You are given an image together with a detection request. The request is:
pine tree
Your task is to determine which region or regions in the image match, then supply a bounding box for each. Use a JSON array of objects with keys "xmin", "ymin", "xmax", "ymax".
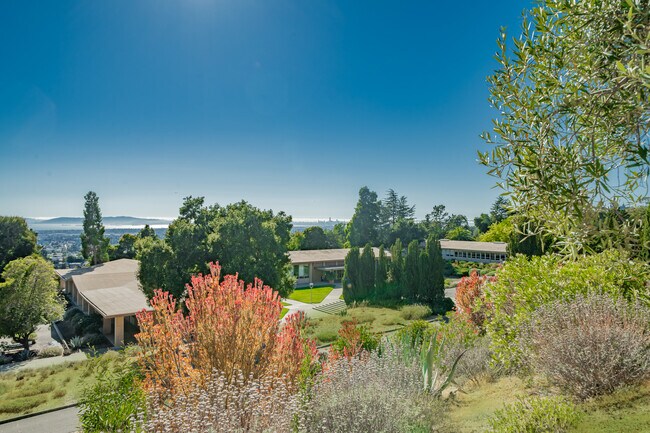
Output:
[
  {"xmin": 343, "ymin": 247, "xmax": 360, "ymax": 303},
  {"xmin": 80, "ymin": 191, "xmax": 110, "ymax": 265},
  {"xmin": 403, "ymin": 240, "xmax": 420, "ymax": 302}
]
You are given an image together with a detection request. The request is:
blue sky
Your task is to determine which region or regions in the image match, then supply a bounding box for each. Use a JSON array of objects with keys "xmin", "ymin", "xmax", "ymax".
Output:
[{"xmin": 0, "ymin": 0, "xmax": 528, "ymax": 220}]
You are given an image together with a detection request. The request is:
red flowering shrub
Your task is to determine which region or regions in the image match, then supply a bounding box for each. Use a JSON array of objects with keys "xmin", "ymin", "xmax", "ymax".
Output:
[
  {"xmin": 135, "ymin": 262, "xmax": 317, "ymax": 398},
  {"xmin": 329, "ymin": 320, "xmax": 380, "ymax": 360},
  {"xmin": 455, "ymin": 271, "xmax": 495, "ymax": 329}
]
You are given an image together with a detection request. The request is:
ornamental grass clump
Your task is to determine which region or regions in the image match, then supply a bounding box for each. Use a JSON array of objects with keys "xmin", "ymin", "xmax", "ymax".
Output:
[
  {"xmin": 520, "ymin": 293, "xmax": 650, "ymax": 400},
  {"xmin": 301, "ymin": 343, "xmax": 444, "ymax": 433}
]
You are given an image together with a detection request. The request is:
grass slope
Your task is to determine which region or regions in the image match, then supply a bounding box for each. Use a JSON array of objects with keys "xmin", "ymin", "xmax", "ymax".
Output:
[
  {"xmin": 444, "ymin": 377, "xmax": 650, "ymax": 433},
  {"xmin": 0, "ymin": 360, "xmax": 93, "ymax": 419}
]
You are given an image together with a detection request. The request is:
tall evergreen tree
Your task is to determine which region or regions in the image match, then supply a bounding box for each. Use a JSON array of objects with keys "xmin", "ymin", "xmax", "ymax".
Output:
[
  {"xmin": 490, "ymin": 196, "xmax": 510, "ymax": 223},
  {"xmin": 389, "ymin": 239, "xmax": 404, "ymax": 293},
  {"xmin": 80, "ymin": 191, "xmax": 110, "ymax": 265},
  {"xmin": 346, "ymin": 187, "xmax": 381, "ymax": 247},
  {"xmin": 403, "ymin": 240, "xmax": 420, "ymax": 301},
  {"xmin": 427, "ymin": 237, "xmax": 445, "ymax": 308},
  {"xmin": 342, "ymin": 247, "xmax": 361, "ymax": 302},
  {"xmin": 359, "ymin": 244, "xmax": 376, "ymax": 299},
  {"xmin": 138, "ymin": 224, "xmax": 157, "ymax": 239},
  {"xmin": 375, "ymin": 245, "xmax": 388, "ymax": 296}
]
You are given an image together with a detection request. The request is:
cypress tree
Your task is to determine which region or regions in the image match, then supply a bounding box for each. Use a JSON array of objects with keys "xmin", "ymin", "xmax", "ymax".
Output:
[
  {"xmin": 403, "ymin": 240, "xmax": 420, "ymax": 302},
  {"xmin": 360, "ymin": 244, "xmax": 376, "ymax": 299},
  {"xmin": 427, "ymin": 237, "xmax": 445, "ymax": 309},
  {"xmin": 375, "ymin": 245, "xmax": 388, "ymax": 298},
  {"xmin": 80, "ymin": 191, "xmax": 110, "ymax": 266},
  {"xmin": 390, "ymin": 239, "xmax": 404, "ymax": 299},
  {"xmin": 342, "ymin": 247, "xmax": 360, "ymax": 303}
]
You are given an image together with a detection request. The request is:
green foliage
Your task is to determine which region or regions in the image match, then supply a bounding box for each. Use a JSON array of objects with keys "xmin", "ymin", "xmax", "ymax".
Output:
[
  {"xmin": 346, "ymin": 186, "xmax": 381, "ymax": 247},
  {"xmin": 109, "ymin": 233, "xmax": 138, "ymax": 260},
  {"xmin": 359, "ymin": 244, "xmax": 375, "ymax": 299},
  {"xmin": 479, "ymin": 218, "xmax": 513, "ymax": 242},
  {"xmin": 0, "ymin": 256, "xmax": 65, "ymax": 350},
  {"xmin": 0, "ymin": 216, "xmax": 37, "ymax": 279},
  {"xmin": 395, "ymin": 320, "xmax": 435, "ymax": 349},
  {"xmin": 479, "ymin": 0, "xmax": 650, "ymax": 258},
  {"xmin": 79, "ymin": 354, "xmax": 145, "ymax": 433},
  {"xmin": 342, "ymin": 247, "xmax": 361, "ymax": 303},
  {"xmin": 301, "ymin": 226, "xmax": 332, "ymax": 250},
  {"xmin": 330, "ymin": 320, "xmax": 380, "ymax": 356},
  {"xmin": 80, "ymin": 191, "xmax": 110, "ymax": 265},
  {"xmin": 487, "ymin": 396, "xmax": 580, "ymax": 433},
  {"xmin": 138, "ymin": 224, "xmax": 157, "ymax": 239},
  {"xmin": 474, "ymin": 213, "xmax": 492, "ymax": 234},
  {"xmin": 374, "ymin": 245, "xmax": 388, "ymax": 293},
  {"xmin": 403, "ymin": 240, "xmax": 420, "ymax": 301},
  {"xmin": 486, "ymin": 250, "xmax": 650, "ymax": 369},
  {"xmin": 137, "ymin": 197, "xmax": 294, "ymax": 299},
  {"xmin": 446, "ymin": 226, "xmax": 473, "ymax": 241}
]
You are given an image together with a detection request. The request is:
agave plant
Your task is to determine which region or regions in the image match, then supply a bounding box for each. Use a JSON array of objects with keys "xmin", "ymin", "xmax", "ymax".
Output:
[
  {"xmin": 420, "ymin": 332, "xmax": 465, "ymax": 397},
  {"xmin": 69, "ymin": 336, "xmax": 83, "ymax": 350}
]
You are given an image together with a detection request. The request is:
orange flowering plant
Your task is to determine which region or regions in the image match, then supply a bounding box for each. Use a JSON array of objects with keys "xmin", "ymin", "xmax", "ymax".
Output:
[
  {"xmin": 455, "ymin": 271, "xmax": 496, "ymax": 330},
  {"xmin": 135, "ymin": 262, "xmax": 317, "ymax": 398}
]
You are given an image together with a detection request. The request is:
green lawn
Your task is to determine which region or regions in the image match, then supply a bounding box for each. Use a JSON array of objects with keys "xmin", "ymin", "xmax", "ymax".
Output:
[
  {"xmin": 280, "ymin": 302, "xmax": 290, "ymax": 319},
  {"xmin": 287, "ymin": 286, "xmax": 334, "ymax": 304}
]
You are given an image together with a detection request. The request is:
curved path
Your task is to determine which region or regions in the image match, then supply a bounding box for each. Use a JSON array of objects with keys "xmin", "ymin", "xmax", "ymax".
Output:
[{"xmin": 0, "ymin": 407, "xmax": 79, "ymax": 433}]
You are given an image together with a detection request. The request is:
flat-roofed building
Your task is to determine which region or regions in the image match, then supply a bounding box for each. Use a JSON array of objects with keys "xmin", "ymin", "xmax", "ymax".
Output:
[
  {"xmin": 439, "ymin": 239, "xmax": 507, "ymax": 263},
  {"xmin": 289, "ymin": 248, "xmax": 388, "ymax": 286},
  {"xmin": 56, "ymin": 259, "xmax": 150, "ymax": 346}
]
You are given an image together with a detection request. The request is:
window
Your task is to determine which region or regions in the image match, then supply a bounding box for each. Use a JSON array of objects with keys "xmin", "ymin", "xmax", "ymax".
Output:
[{"xmin": 293, "ymin": 265, "xmax": 300, "ymax": 277}]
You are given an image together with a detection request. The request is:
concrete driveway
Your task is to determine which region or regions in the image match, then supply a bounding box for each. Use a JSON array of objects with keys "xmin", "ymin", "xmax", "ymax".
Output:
[{"xmin": 0, "ymin": 407, "xmax": 79, "ymax": 433}]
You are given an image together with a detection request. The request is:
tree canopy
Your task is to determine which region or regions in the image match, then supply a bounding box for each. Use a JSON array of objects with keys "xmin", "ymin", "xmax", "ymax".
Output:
[
  {"xmin": 0, "ymin": 216, "xmax": 38, "ymax": 279},
  {"xmin": 479, "ymin": 0, "xmax": 650, "ymax": 257},
  {"xmin": 346, "ymin": 187, "xmax": 381, "ymax": 247},
  {"xmin": 0, "ymin": 256, "xmax": 65, "ymax": 350},
  {"xmin": 137, "ymin": 197, "xmax": 294, "ymax": 300}
]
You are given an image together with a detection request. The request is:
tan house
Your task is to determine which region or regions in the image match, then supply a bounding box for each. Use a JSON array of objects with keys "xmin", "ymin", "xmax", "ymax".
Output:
[
  {"xmin": 289, "ymin": 248, "xmax": 388, "ymax": 286},
  {"xmin": 439, "ymin": 239, "xmax": 507, "ymax": 263},
  {"xmin": 56, "ymin": 259, "xmax": 150, "ymax": 346}
]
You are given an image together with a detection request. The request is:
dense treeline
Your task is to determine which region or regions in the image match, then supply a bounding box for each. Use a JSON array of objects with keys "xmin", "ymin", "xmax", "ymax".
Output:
[{"xmin": 342, "ymin": 237, "xmax": 448, "ymax": 312}]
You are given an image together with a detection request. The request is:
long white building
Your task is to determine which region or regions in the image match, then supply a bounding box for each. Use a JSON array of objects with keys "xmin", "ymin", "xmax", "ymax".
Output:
[{"xmin": 439, "ymin": 239, "xmax": 507, "ymax": 264}]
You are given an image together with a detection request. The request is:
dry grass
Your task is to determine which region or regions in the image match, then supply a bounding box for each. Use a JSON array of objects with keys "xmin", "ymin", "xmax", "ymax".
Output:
[{"xmin": 304, "ymin": 306, "xmax": 417, "ymax": 345}]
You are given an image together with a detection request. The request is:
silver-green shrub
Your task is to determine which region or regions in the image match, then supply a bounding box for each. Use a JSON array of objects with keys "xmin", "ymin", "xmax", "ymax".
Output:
[
  {"xmin": 136, "ymin": 370, "xmax": 300, "ymax": 433},
  {"xmin": 300, "ymin": 344, "xmax": 444, "ymax": 433},
  {"xmin": 520, "ymin": 293, "xmax": 650, "ymax": 400}
]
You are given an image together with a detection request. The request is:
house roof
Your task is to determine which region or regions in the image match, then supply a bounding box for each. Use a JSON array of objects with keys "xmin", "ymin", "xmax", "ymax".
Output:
[
  {"xmin": 439, "ymin": 239, "xmax": 507, "ymax": 253},
  {"xmin": 57, "ymin": 259, "xmax": 150, "ymax": 318},
  {"xmin": 289, "ymin": 247, "xmax": 389, "ymax": 264}
]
